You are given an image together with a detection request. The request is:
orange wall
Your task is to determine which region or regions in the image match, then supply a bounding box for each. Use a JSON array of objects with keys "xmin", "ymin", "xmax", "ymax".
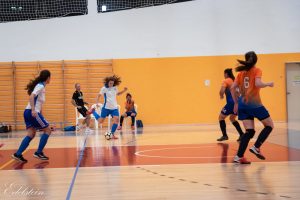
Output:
[{"xmin": 113, "ymin": 53, "xmax": 300, "ymax": 125}]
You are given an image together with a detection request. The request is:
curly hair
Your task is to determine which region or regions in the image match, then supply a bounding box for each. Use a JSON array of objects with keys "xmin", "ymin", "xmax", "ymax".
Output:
[{"xmin": 103, "ymin": 75, "xmax": 121, "ymax": 87}]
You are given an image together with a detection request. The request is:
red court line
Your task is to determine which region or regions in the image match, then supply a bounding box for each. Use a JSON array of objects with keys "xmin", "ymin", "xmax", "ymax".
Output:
[{"xmin": 1, "ymin": 142, "xmax": 300, "ymax": 170}]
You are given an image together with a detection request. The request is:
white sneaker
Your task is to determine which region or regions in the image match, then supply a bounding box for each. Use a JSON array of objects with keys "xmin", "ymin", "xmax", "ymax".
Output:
[{"xmin": 249, "ymin": 146, "xmax": 266, "ymax": 160}]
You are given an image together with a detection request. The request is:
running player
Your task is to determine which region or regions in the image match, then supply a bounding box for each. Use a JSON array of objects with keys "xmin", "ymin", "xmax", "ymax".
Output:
[
  {"xmin": 117, "ymin": 93, "xmax": 137, "ymax": 130},
  {"xmin": 12, "ymin": 70, "xmax": 52, "ymax": 162},
  {"xmin": 231, "ymin": 51, "xmax": 274, "ymax": 164},
  {"xmin": 71, "ymin": 83, "xmax": 93, "ymax": 131},
  {"xmin": 95, "ymin": 75, "xmax": 128, "ymax": 139},
  {"xmin": 217, "ymin": 68, "xmax": 244, "ymax": 142}
]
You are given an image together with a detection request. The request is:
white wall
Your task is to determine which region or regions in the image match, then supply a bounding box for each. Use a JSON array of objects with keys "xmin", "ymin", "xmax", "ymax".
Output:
[{"xmin": 0, "ymin": 0, "xmax": 299, "ymax": 61}]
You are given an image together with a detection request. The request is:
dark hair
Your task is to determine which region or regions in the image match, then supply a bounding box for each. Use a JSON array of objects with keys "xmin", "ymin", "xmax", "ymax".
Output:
[
  {"xmin": 26, "ymin": 70, "xmax": 51, "ymax": 95},
  {"xmin": 104, "ymin": 75, "xmax": 121, "ymax": 87},
  {"xmin": 235, "ymin": 51, "xmax": 257, "ymax": 72},
  {"xmin": 224, "ymin": 68, "xmax": 235, "ymax": 81},
  {"xmin": 126, "ymin": 93, "xmax": 132, "ymax": 98}
]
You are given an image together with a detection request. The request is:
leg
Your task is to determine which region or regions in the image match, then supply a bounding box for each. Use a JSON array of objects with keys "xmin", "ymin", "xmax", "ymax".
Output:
[
  {"xmin": 217, "ymin": 113, "xmax": 228, "ymax": 141},
  {"xmin": 13, "ymin": 127, "xmax": 36, "ymax": 162},
  {"xmin": 34, "ymin": 126, "xmax": 52, "ymax": 160},
  {"xmin": 229, "ymin": 115, "xmax": 244, "ymax": 139},
  {"xmin": 237, "ymin": 120, "xmax": 255, "ymax": 158},
  {"xmin": 85, "ymin": 115, "xmax": 91, "ymax": 127},
  {"xmin": 248, "ymin": 117, "xmax": 273, "ymax": 160},
  {"xmin": 119, "ymin": 113, "xmax": 127, "ymax": 127},
  {"xmin": 255, "ymin": 117, "xmax": 274, "ymax": 148}
]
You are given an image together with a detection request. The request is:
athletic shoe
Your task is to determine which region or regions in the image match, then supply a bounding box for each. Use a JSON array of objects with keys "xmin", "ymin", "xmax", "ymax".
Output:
[
  {"xmin": 249, "ymin": 146, "xmax": 266, "ymax": 160},
  {"xmin": 12, "ymin": 153, "xmax": 28, "ymax": 162},
  {"xmin": 111, "ymin": 135, "xmax": 118, "ymax": 140},
  {"xmin": 217, "ymin": 135, "xmax": 228, "ymax": 141},
  {"xmin": 233, "ymin": 156, "xmax": 251, "ymax": 164},
  {"xmin": 33, "ymin": 152, "xmax": 49, "ymax": 160},
  {"xmin": 117, "ymin": 126, "xmax": 122, "ymax": 130}
]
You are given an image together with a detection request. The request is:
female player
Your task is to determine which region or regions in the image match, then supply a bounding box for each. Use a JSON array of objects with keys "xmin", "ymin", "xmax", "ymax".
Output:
[
  {"xmin": 117, "ymin": 93, "xmax": 137, "ymax": 130},
  {"xmin": 12, "ymin": 70, "xmax": 52, "ymax": 162},
  {"xmin": 95, "ymin": 75, "xmax": 128, "ymax": 139},
  {"xmin": 217, "ymin": 68, "xmax": 244, "ymax": 142},
  {"xmin": 231, "ymin": 51, "xmax": 274, "ymax": 164}
]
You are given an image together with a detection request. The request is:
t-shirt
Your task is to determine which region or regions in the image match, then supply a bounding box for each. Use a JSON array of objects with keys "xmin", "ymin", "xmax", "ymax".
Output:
[
  {"xmin": 26, "ymin": 82, "xmax": 46, "ymax": 112},
  {"xmin": 100, "ymin": 86, "xmax": 118, "ymax": 109},
  {"xmin": 222, "ymin": 78, "xmax": 234, "ymax": 104},
  {"xmin": 235, "ymin": 66, "xmax": 262, "ymax": 108},
  {"xmin": 72, "ymin": 91, "xmax": 84, "ymax": 107}
]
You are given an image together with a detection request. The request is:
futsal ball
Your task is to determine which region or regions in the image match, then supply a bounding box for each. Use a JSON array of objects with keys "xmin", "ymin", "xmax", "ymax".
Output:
[{"xmin": 104, "ymin": 132, "xmax": 112, "ymax": 140}]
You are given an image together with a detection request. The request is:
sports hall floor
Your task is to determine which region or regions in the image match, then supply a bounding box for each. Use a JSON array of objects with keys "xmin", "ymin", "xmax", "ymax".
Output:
[{"xmin": 0, "ymin": 121, "xmax": 300, "ymax": 200}]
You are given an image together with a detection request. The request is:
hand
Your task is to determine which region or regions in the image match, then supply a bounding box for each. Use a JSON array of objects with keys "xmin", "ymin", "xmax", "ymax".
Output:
[
  {"xmin": 124, "ymin": 87, "xmax": 128, "ymax": 91},
  {"xmin": 31, "ymin": 110, "xmax": 38, "ymax": 117},
  {"xmin": 233, "ymin": 103, "xmax": 238, "ymax": 115},
  {"xmin": 84, "ymin": 102, "xmax": 89, "ymax": 105},
  {"xmin": 77, "ymin": 106, "xmax": 82, "ymax": 109},
  {"xmin": 268, "ymin": 82, "xmax": 274, "ymax": 87},
  {"xmin": 96, "ymin": 104, "xmax": 100, "ymax": 108},
  {"xmin": 220, "ymin": 95, "xmax": 224, "ymax": 99}
]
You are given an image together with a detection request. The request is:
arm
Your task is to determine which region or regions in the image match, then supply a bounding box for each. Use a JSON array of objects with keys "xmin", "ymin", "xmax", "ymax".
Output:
[
  {"xmin": 71, "ymin": 99, "xmax": 81, "ymax": 109},
  {"xmin": 255, "ymin": 77, "xmax": 274, "ymax": 88},
  {"xmin": 219, "ymin": 86, "xmax": 226, "ymax": 99},
  {"xmin": 96, "ymin": 93, "xmax": 102, "ymax": 105},
  {"xmin": 117, "ymin": 87, "xmax": 128, "ymax": 96},
  {"xmin": 29, "ymin": 93, "xmax": 38, "ymax": 117},
  {"xmin": 230, "ymin": 82, "xmax": 239, "ymax": 114}
]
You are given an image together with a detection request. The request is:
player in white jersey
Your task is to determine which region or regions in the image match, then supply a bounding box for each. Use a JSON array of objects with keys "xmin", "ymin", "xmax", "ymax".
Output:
[
  {"xmin": 95, "ymin": 75, "xmax": 128, "ymax": 139},
  {"xmin": 12, "ymin": 70, "xmax": 52, "ymax": 162}
]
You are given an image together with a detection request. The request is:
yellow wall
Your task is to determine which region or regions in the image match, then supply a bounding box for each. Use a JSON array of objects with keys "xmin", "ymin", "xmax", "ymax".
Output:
[{"xmin": 113, "ymin": 53, "xmax": 300, "ymax": 125}]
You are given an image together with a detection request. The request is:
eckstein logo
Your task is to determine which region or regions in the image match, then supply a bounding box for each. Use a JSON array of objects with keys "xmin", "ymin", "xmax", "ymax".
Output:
[{"xmin": 2, "ymin": 182, "xmax": 46, "ymax": 199}]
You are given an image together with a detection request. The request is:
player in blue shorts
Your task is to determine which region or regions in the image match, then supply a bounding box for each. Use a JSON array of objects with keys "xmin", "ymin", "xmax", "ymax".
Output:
[
  {"xmin": 95, "ymin": 75, "xmax": 128, "ymax": 139},
  {"xmin": 12, "ymin": 70, "xmax": 52, "ymax": 162},
  {"xmin": 117, "ymin": 93, "xmax": 137, "ymax": 130},
  {"xmin": 217, "ymin": 68, "xmax": 244, "ymax": 142},
  {"xmin": 231, "ymin": 51, "xmax": 274, "ymax": 164}
]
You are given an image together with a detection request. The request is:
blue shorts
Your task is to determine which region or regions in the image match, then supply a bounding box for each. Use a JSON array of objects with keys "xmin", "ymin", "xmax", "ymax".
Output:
[
  {"xmin": 24, "ymin": 109, "xmax": 49, "ymax": 130},
  {"xmin": 125, "ymin": 111, "xmax": 137, "ymax": 117},
  {"xmin": 238, "ymin": 106, "xmax": 270, "ymax": 121},
  {"xmin": 100, "ymin": 108, "xmax": 119, "ymax": 118},
  {"xmin": 221, "ymin": 103, "xmax": 235, "ymax": 116}
]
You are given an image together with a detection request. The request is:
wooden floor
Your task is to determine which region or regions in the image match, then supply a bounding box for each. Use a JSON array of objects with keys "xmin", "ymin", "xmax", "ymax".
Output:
[{"xmin": 0, "ymin": 122, "xmax": 300, "ymax": 200}]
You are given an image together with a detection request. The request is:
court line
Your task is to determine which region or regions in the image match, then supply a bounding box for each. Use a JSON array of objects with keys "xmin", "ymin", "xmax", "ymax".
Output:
[
  {"xmin": 0, "ymin": 149, "xmax": 29, "ymax": 170},
  {"xmin": 66, "ymin": 130, "xmax": 89, "ymax": 200}
]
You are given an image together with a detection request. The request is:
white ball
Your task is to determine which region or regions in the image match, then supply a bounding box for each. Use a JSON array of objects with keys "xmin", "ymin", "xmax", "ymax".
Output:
[{"xmin": 104, "ymin": 132, "xmax": 112, "ymax": 140}]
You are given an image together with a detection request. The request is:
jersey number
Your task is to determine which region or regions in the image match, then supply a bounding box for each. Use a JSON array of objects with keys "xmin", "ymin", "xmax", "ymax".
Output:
[{"xmin": 244, "ymin": 77, "xmax": 250, "ymax": 88}]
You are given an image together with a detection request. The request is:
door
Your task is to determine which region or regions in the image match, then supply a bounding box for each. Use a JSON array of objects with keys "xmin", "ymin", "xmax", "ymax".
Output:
[{"xmin": 286, "ymin": 63, "xmax": 300, "ymax": 121}]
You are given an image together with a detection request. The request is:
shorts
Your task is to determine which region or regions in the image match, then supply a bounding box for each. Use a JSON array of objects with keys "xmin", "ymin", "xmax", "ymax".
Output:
[
  {"xmin": 221, "ymin": 103, "xmax": 235, "ymax": 116},
  {"xmin": 100, "ymin": 108, "xmax": 119, "ymax": 118},
  {"xmin": 24, "ymin": 109, "xmax": 49, "ymax": 130},
  {"xmin": 125, "ymin": 111, "xmax": 137, "ymax": 117},
  {"xmin": 77, "ymin": 106, "xmax": 88, "ymax": 117},
  {"xmin": 238, "ymin": 106, "xmax": 270, "ymax": 121}
]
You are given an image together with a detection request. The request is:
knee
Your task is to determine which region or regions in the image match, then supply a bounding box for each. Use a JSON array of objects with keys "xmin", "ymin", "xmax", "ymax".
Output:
[
  {"xmin": 265, "ymin": 126, "xmax": 273, "ymax": 132},
  {"xmin": 219, "ymin": 114, "xmax": 225, "ymax": 121},
  {"xmin": 245, "ymin": 129, "xmax": 255, "ymax": 138},
  {"xmin": 229, "ymin": 115, "xmax": 236, "ymax": 122}
]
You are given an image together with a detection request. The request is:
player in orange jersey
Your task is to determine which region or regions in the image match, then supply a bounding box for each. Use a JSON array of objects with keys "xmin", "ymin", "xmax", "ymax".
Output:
[
  {"xmin": 217, "ymin": 68, "xmax": 244, "ymax": 142},
  {"xmin": 231, "ymin": 51, "xmax": 274, "ymax": 164}
]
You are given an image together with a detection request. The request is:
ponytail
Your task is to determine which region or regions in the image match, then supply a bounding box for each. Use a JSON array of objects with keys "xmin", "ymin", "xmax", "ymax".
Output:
[
  {"xmin": 235, "ymin": 51, "xmax": 257, "ymax": 72},
  {"xmin": 26, "ymin": 70, "xmax": 51, "ymax": 95}
]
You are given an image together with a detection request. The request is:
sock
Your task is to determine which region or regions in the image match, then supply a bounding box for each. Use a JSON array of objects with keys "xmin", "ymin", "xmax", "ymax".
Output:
[
  {"xmin": 92, "ymin": 110, "xmax": 100, "ymax": 120},
  {"xmin": 37, "ymin": 133, "xmax": 49, "ymax": 154},
  {"xmin": 232, "ymin": 121, "xmax": 244, "ymax": 136},
  {"xmin": 254, "ymin": 126, "xmax": 273, "ymax": 148},
  {"xmin": 120, "ymin": 116, "xmax": 124, "ymax": 126},
  {"xmin": 131, "ymin": 116, "xmax": 135, "ymax": 126},
  {"xmin": 111, "ymin": 123, "xmax": 118, "ymax": 134},
  {"xmin": 16, "ymin": 136, "xmax": 33, "ymax": 156},
  {"xmin": 219, "ymin": 120, "xmax": 227, "ymax": 137},
  {"xmin": 237, "ymin": 129, "xmax": 255, "ymax": 157}
]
